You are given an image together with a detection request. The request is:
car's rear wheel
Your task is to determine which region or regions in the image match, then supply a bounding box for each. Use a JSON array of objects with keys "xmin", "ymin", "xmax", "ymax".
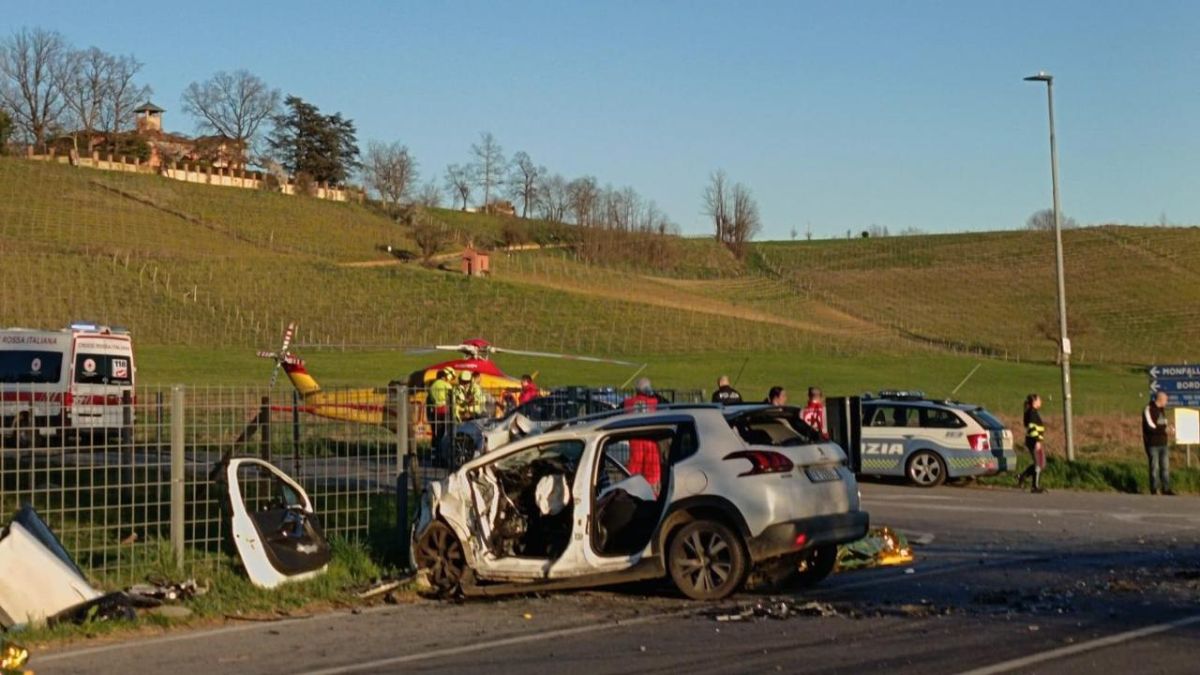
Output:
[
  {"xmin": 907, "ymin": 450, "xmax": 947, "ymax": 487},
  {"xmin": 667, "ymin": 520, "xmax": 747, "ymax": 600},
  {"xmin": 414, "ymin": 521, "xmax": 466, "ymax": 595}
]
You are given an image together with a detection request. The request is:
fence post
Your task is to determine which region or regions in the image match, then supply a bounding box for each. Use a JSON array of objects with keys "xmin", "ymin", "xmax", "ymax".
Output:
[
  {"xmin": 291, "ymin": 389, "xmax": 301, "ymax": 478},
  {"xmin": 395, "ymin": 385, "xmax": 411, "ymax": 568},
  {"xmin": 170, "ymin": 385, "xmax": 185, "ymax": 571},
  {"xmin": 259, "ymin": 395, "xmax": 271, "ymax": 461}
]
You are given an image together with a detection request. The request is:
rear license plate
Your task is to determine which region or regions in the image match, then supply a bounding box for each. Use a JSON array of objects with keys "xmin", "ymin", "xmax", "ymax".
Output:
[{"xmin": 805, "ymin": 467, "xmax": 841, "ymax": 483}]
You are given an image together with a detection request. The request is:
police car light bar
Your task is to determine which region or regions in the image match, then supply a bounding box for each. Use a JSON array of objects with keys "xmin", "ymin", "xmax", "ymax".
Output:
[{"xmin": 876, "ymin": 390, "xmax": 926, "ymax": 400}]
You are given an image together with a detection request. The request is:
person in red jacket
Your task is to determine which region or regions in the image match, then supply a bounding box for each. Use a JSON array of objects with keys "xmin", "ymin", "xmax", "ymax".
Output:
[
  {"xmin": 623, "ymin": 378, "xmax": 662, "ymax": 494},
  {"xmin": 518, "ymin": 374, "xmax": 539, "ymax": 405}
]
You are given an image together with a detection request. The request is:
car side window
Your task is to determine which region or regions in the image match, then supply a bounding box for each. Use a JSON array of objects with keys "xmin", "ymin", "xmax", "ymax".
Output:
[
  {"xmin": 921, "ymin": 408, "xmax": 965, "ymax": 429},
  {"xmin": 868, "ymin": 405, "xmax": 917, "ymax": 428}
]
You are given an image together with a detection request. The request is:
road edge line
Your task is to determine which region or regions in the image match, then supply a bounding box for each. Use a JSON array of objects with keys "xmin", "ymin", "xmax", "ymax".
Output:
[{"xmin": 956, "ymin": 612, "xmax": 1200, "ymax": 675}]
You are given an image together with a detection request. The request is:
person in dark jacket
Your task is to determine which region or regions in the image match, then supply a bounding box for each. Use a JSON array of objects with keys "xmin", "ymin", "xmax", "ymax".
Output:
[
  {"xmin": 1142, "ymin": 391, "xmax": 1174, "ymax": 495},
  {"xmin": 1017, "ymin": 393, "xmax": 1047, "ymax": 493},
  {"xmin": 765, "ymin": 386, "xmax": 788, "ymax": 407},
  {"xmin": 711, "ymin": 375, "xmax": 743, "ymax": 405}
]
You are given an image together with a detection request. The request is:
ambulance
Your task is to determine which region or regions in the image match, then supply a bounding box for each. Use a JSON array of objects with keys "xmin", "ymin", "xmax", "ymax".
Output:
[{"xmin": 0, "ymin": 323, "xmax": 135, "ymax": 444}]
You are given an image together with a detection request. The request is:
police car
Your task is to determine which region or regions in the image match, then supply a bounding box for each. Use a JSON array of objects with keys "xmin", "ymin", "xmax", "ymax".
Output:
[{"xmin": 859, "ymin": 391, "xmax": 1016, "ymax": 487}]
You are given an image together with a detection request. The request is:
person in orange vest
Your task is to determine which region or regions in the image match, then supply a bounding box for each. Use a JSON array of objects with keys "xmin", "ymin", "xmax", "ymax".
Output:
[{"xmin": 623, "ymin": 378, "xmax": 662, "ymax": 493}]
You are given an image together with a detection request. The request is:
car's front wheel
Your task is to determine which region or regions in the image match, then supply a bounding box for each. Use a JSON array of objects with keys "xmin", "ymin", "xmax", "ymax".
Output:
[
  {"xmin": 414, "ymin": 521, "xmax": 466, "ymax": 596},
  {"xmin": 667, "ymin": 520, "xmax": 748, "ymax": 600},
  {"xmin": 907, "ymin": 450, "xmax": 947, "ymax": 487}
]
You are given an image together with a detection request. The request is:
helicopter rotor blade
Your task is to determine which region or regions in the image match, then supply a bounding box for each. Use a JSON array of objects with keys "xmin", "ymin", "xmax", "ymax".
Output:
[{"xmin": 489, "ymin": 347, "xmax": 639, "ymax": 367}]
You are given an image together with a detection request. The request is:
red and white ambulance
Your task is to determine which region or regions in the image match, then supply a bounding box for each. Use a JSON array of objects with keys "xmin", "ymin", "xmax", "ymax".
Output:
[{"xmin": 0, "ymin": 323, "xmax": 135, "ymax": 443}]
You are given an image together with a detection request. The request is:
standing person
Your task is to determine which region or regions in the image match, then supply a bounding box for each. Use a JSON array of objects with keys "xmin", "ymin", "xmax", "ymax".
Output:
[
  {"xmin": 1143, "ymin": 391, "xmax": 1175, "ymax": 496},
  {"xmin": 623, "ymin": 378, "xmax": 662, "ymax": 494},
  {"xmin": 1017, "ymin": 394, "xmax": 1047, "ymax": 494},
  {"xmin": 765, "ymin": 386, "xmax": 788, "ymax": 407},
  {"xmin": 519, "ymin": 374, "xmax": 539, "ymax": 405},
  {"xmin": 427, "ymin": 367, "xmax": 453, "ymax": 448},
  {"xmin": 711, "ymin": 375, "xmax": 743, "ymax": 405},
  {"xmin": 801, "ymin": 386, "xmax": 829, "ymax": 439},
  {"xmin": 452, "ymin": 370, "xmax": 485, "ymax": 423}
]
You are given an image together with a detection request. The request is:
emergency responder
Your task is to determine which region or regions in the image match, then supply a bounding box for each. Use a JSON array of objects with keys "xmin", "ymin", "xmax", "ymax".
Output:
[
  {"xmin": 623, "ymin": 378, "xmax": 662, "ymax": 494},
  {"xmin": 801, "ymin": 386, "xmax": 829, "ymax": 439},
  {"xmin": 427, "ymin": 367, "xmax": 453, "ymax": 447},
  {"xmin": 711, "ymin": 375, "xmax": 743, "ymax": 405},
  {"xmin": 452, "ymin": 370, "xmax": 485, "ymax": 422},
  {"xmin": 1018, "ymin": 393, "xmax": 1047, "ymax": 493},
  {"xmin": 765, "ymin": 386, "xmax": 787, "ymax": 406}
]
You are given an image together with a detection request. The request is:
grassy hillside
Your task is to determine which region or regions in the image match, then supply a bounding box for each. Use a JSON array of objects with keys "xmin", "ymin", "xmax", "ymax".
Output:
[
  {"xmin": 2, "ymin": 156, "xmax": 1195, "ymax": 374},
  {"xmin": 754, "ymin": 227, "xmax": 1200, "ymax": 364}
]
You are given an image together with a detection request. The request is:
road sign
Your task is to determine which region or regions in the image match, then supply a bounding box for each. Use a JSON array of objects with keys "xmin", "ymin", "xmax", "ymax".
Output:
[
  {"xmin": 1149, "ymin": 379, "xmax": 1200, "ymax": 394},
  {"xmin": 1147, "ymin": 364, "xmax": 1200, "ymax": 380},
  {"xmin": 1177, "ymin": 408, "xmax": 1200, "ymax": 445},
  {"xmin": 1148, "ymin": 363, "xmax": 1200, "ymax": 407}
]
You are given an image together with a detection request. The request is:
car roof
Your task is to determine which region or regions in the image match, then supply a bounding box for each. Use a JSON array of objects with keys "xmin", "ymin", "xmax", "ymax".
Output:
[
  {"xmin": 541, "ymin": 403, "xmax": 724, "ymax": 433},
  {"xmin": 865, "ymin": 397, "xmax": 985, "ymax": 412}
]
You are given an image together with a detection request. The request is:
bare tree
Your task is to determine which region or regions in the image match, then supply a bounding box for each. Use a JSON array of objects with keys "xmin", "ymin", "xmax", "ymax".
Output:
[
  {"xmin": 0, "ymin": 28, "xmax": 69, "ymax": 151},
  {"xmin": 705, "ymin": 170, "xmax": 760, "ymax": 258},
  {"xmin": 364, "ymin": 140, "xmax": 418, "ymax": 208},
  {"xmin": 444, "ymin": 163, "xmax": 473, "ymax": 210},
  {"xmin": 57, "ymin": 47, "xmax": 149, "ymax": 155},
  {"xmin": 728, "ymin": 182, "xmax": 762, "ymax": 258},
  {"xmin": 470, "ymin": 131, "xmax": 505, "ymax": 207},
  {"xmin": 536, "ymin": 172, "xmax": 570, "ymax": 222},
  {"xmin": 181, "ymin": 69, "xmax": 279, "ymax": 146},
  {"xmin": 416, "ymin": 181, "xmax": 442, "ymax": 208},
  {"xmin": 567, "ymin": 176, "xmax": 599, "ymax": 226},
  {"xmin": 55, "ymin": 47, "xmax": 107, "ymax": 151},
  {"xmin": 789, "ymin": 226, "xmax": 797, "ymax": 241},
  {"xmin": 703, "ymin": 169, "xmax": 730, "ymax": 245},
  {"xmin": 507, "ymin": 151, "xmax": 541, "ymax": 218},
  {"xmin": 1026, "ymin": 208, "xmax": 1078, "ymax": 231},
  {"xmin": 409, "ymin": 209, "xmax": 451, "ymax": 262},
  {"xmin": 99, "ymin": 53, "xmax": 148, "ymax": 143}
]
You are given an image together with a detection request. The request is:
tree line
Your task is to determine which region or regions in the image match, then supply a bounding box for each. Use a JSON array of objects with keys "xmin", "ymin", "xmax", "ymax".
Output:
[{"xmin": 2, "ymin": 26, "xmax": 764, "ymax": 257}]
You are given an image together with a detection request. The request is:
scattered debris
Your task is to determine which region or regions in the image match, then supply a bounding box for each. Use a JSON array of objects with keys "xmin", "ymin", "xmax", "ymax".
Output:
[
  {"xmin": 126, "ymin": 579, "xmax": 206, "ymax": 605},
  {"xmin": 0, "ymin": 506, "xmax": 103, "ymax": 629},
  {"xmin": 837, "ymin": 527, "xmax": 914, "ymax": 571},
  {"xmin": 48, "ymin": 592, "xmax": 136, "ymax": 627},
  {"xmin": 356, "ymin": 579, "xmax": 406, "ymax": 601},
  {"xmin": 146, "ymin": 605, "xmax": 194, "ymax": 620},
  {"xmin": 215, "ymin": 458, "xmax": 331, "ymax": 589}
]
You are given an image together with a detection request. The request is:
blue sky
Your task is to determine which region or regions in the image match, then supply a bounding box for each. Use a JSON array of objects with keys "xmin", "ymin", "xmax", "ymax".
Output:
[{"xmin": 8, "ymin": 0, "xmax": 1198, "ymax": 237}]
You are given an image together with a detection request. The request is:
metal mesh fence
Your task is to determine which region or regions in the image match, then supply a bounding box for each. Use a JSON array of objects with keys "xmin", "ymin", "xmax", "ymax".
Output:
[{"xmin": 0, "ymin": 383, "xmax": 398, "ymax": 584}]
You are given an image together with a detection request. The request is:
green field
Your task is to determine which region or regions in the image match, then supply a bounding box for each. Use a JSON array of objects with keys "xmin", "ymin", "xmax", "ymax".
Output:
[{"xmin": 2, "ymin": 156, "xmax": 1193, "ymax": 460}]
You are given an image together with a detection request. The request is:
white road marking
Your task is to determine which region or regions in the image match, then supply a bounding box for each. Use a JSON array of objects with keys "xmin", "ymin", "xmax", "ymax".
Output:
[
  {"xmin": 956, "ymin": 613, "xmax": 1200, "ymax": 675},
  {"xmin": 37, "ymin": 605, "xmax": 399, "ymax": 663},
  {"xmin": 301, "ymin": 609, "xmax": 695, "ymax": 674}
]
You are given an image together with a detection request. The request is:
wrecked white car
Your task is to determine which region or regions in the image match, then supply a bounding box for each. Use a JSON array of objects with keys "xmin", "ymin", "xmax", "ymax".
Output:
[{"xmin": 413, "ymin": 405, "xmax": 869, "ymax": 600}]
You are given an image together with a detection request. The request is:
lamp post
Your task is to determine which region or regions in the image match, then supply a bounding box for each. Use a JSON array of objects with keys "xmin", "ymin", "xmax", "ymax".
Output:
[{"xmin": 1025, "ymin": 71, "xmax": 1075, "ymax": 462}]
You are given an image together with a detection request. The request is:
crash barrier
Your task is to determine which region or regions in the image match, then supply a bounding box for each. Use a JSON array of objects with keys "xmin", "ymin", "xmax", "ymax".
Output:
[{"xmin": 0, "ymin": 384, "xmax": 397, "ymax": 583}]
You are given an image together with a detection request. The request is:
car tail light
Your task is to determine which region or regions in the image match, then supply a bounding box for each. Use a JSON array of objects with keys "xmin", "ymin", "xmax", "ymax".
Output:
[
  {"xmin": 968, "ymin": 433, "xmax": 991, "ymax": 452},
  {"xmin": 723, "ymin": 450, "xmax": 794, "ymax": 476}
]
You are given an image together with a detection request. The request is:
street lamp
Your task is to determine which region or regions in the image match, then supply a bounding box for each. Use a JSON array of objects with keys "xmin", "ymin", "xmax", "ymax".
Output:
[{"xmin": 1024, "ymin": 71, "xmax": 1075, "ymax": 462}]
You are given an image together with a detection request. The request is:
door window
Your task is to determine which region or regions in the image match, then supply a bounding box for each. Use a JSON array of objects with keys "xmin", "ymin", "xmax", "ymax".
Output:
[
  {"xmin": 920, "ymin": 408, "xmax": 965, "ymax": 429},
  {"xmin": 866, "ymin": 405, "xmax": 918, "ymax": 428},
  {"xmin": 75, "ymin": 354, "xmax": 133, "ymax": 385}
]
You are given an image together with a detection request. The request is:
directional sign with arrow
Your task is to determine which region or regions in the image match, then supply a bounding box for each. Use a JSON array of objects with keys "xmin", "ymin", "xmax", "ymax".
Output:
[{"xmin": 1148, "ymin": 363, "xmax": 1200, "ymax": 406}]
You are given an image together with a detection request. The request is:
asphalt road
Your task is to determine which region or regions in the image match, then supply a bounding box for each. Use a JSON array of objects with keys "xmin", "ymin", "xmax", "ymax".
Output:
[{"xmin": 35, "ymin": 482, "xmax": 1200, "ymax": 674}]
